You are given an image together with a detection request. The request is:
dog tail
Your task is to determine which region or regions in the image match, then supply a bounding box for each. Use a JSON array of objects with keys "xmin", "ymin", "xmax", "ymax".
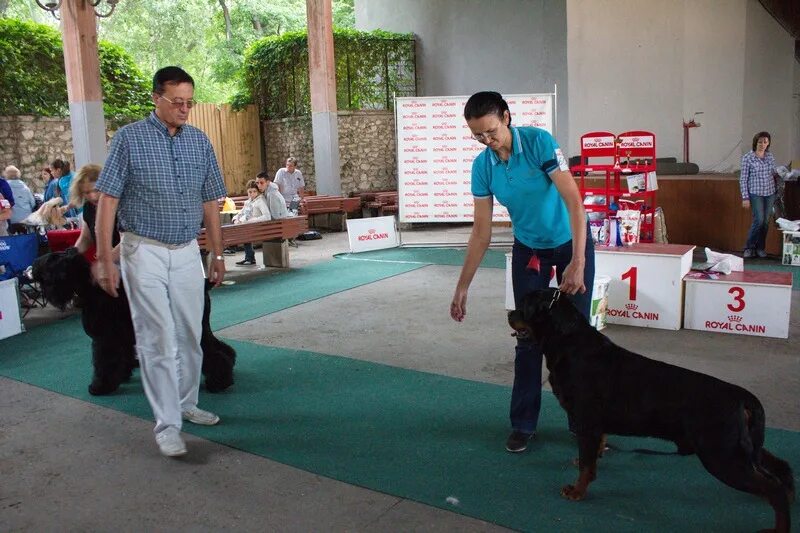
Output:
[{"xmin": 760, "ymin": 449, "xmax": 796, "ymax": 501}]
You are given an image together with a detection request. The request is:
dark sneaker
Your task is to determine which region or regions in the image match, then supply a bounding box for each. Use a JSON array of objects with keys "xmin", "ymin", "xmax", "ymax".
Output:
[
  {"xmin": 235, "ymin": 259, "xmax": 256, "ymax": 266},
  {"xmin": 743, "ymin": 249, "xmax": 755, "ymax": 258},
  {"xmin": 756, "ymin": 249, "xmax": 767, "ymax": 258},
  {"xmin": 505, "ymin": 430, "xmax": 534, "ymax": 453}
]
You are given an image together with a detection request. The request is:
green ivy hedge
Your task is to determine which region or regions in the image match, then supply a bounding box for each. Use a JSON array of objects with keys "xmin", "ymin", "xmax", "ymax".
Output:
[
  {"xmin": 236, "ymin": 28, "xmax": 416, "ymax": 119},
  {"xmin": 0, "ymin": 18, "xmax": 151, "ymax": 124}
]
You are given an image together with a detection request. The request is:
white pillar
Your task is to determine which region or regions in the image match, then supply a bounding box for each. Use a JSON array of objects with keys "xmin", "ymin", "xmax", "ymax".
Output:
[
  {"xmin": 61, "ymin": 0, "xmax": 107, "ymax": 167},
  {"xmin": 306, "ymin": 0, "xmax": 341, "ymax": 195}
]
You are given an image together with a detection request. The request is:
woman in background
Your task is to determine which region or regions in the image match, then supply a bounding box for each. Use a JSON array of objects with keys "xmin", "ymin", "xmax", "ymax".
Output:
[{"xmin": 739, "ymin": 131, "xmax": 776, "ymax": 259}]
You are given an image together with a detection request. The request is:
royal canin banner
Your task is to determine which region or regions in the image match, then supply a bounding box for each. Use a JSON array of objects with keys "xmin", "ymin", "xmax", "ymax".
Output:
[{"xmin": 396, "ymin": 94, "xmax": 555, "ymax": 223}]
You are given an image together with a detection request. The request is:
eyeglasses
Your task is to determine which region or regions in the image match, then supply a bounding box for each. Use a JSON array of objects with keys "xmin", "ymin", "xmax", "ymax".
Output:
[
  {"xmin": 471, "ymin": 126, "xmax": 501, "ymax": 143},
  {"xmin": 159, "ymin": 95, "xmax": 195, "ymax": 109}
]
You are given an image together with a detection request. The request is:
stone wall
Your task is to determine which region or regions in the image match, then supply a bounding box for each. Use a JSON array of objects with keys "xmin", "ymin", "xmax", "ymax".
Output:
[
  {"xmin": 263, "ymin": 110, "xmax": 397, "ymax": 195},
  {"xmin": 0, "ymin": 115, "xmax": 77, "ymax": 192},
  {"xmin": 3, "ymin": 110, "xmax": 398, "ymax": 196}
]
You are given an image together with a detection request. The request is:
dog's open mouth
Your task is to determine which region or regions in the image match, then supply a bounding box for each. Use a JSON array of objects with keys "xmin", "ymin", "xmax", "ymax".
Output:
[{"xmin": 507, "ymin": 312, "xmax": 531, "ymax": 339}]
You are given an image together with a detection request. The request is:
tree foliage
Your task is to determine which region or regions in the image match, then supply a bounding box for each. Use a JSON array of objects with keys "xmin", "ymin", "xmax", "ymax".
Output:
[
  {"xmin": 2, "ymin": 0, "xmax": 359, "ymax": 105},
  {"xmin": 239, "ymin": 28, "xmax": 416, "ymax": 119},
  {"xmin": 0, "ymin": 18, "xmax": 151, "ymax": 123}
]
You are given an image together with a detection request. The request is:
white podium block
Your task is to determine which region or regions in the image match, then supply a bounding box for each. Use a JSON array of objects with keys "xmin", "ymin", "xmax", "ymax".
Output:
[
  {"xmin": 596, "ymin": 243, "xmax": 695, "ymax": 330},
  {"xmin": 0, "ymin": 278, "xmax": 23, "ymax": 340},
  {"xmin": 683, "ymin": 271, "xmax": 792, "ymax": 338}
]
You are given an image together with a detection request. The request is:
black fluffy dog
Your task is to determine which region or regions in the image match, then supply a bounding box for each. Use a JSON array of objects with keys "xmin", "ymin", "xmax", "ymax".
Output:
[
  {"xmin": 508, "ymin": 288, "xmax": 794, "ymax": 533},
  {"xmin": 33, "ymin": 248, "xmax": 236, "ymax": 395}
]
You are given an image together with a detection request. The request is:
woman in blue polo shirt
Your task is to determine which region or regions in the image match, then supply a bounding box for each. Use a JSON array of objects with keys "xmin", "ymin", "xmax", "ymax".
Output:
[{"xmin": 450, "ymin": 91, "xmax": 595, "ymax": 453}]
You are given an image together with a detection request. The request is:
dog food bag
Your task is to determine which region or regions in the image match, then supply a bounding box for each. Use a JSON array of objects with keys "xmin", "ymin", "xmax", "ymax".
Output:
[
  {"xmin": 616, "ymin": 209, "xmax": 642, "ymax": 246},
  {"xmin": 589, "ymin": 219, "xmax": 608, "ymax": 244}
]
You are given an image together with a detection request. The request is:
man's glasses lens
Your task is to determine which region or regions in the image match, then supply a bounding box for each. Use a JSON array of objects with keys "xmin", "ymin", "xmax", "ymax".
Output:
[{"xmin": 161, "ymin": 95, "xmax": 195, "ymax": 108}]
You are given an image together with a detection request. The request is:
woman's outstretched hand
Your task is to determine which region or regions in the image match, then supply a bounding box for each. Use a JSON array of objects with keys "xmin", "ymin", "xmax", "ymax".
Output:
[{"xmin": 450, "ymin": 288, "xmax": 468, "ymax": 322}]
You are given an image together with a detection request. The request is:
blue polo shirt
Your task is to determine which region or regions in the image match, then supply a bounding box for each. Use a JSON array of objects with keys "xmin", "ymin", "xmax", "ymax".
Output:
[{"xmin": 471, "ymin": 126, "xmax": 571, "ymax": 249}]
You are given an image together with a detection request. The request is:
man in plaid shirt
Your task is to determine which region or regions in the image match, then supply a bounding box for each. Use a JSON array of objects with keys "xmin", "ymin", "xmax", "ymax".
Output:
[
  {"xmin": 739, "ymin": 131, "xmax": 776, "ymax": 258},
  {"xmin": 95, "ymin": 66, "xmax": 226, "ymax": 457}
]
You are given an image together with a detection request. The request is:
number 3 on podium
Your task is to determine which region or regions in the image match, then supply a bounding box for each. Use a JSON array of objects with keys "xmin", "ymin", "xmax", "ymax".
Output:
[{"xmin": 727, "ymin": 286, "xmax": 745, "ymax": 312}]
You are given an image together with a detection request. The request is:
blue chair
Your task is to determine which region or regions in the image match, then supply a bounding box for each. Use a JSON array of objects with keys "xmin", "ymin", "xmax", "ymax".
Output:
[{"xmin": 0, "ymin": 233, "xmax": 43, "ymax": 315}]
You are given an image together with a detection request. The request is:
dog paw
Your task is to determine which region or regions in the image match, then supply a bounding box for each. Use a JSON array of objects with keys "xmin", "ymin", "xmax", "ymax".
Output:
[{"xmin": 560, "ymin": 484, "xmax": 586, "ymax": 501}]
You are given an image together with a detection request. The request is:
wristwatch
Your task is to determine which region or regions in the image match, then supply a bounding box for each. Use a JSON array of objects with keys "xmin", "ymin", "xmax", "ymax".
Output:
[{"xmin": 213, "ymin": 255, "xmax": 224, "ymax": 261}]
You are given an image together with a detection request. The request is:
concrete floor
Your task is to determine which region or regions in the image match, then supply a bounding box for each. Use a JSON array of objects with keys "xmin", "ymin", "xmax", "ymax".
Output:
[{"xmin": 2, "ymin": 225, "xmax": 798, "ymax": 531}]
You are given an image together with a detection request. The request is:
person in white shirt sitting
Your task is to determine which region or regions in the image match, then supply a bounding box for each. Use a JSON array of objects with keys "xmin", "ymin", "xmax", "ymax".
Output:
[{"xmin": 233, "ymin": 180, "xmax": 270, "ymax": 266}]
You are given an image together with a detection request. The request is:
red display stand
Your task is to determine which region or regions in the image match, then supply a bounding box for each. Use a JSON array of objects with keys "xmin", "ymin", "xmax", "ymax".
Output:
[{"xmin": 572, "ymin": 130, "xmax": 658, "ymax": 243}]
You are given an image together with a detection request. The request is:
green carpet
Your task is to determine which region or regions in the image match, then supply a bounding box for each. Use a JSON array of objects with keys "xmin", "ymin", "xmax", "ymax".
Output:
[
  {"xmin": 335, "ymin": 247, "xmax": 508, "ymax": 268},
  {"xmin": 208, "ymin": 258, "xmax": 425, "ymax": 330},
  {"xmin": 1, "ymin": 318, "xmax": 797, "ymax": 532}
]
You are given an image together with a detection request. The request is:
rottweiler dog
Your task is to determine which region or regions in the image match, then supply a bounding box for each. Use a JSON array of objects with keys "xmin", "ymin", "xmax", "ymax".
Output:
[
  {"xmin": 33, "ymin": 248, "xmax": 236, "ymax": 395},
  {"xmin": 508, "ymin": 288, "xmax": 794, "ymax": 533}
]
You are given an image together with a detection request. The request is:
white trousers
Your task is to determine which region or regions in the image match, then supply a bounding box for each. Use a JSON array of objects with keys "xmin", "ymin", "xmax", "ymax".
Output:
[{"xmin": 120, "ymin": 233, "xmax": 205, "ymax": 435}]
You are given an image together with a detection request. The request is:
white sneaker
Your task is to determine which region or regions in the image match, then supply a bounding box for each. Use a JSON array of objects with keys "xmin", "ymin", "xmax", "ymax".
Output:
[
  {"xmin": 182, "ymin": 407, "xmax": 220, "ymax": 426},
  {"xmin": 156, "ymin": 429, "xmax": 187, "ymax": 457}
]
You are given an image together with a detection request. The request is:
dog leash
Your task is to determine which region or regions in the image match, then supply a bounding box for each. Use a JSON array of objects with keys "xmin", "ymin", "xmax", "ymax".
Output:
[{"xmin": 548, "ymin": 289, "xmax": 561, "ymax": 309}]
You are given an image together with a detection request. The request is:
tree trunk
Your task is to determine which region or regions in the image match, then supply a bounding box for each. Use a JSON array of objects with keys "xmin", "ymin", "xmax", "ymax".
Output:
[
  {"xmin": 217, "ymin": 0, "xmax": 232, "ymax": 41},
  {"xmin": 252, "ymin": 17, "xmax": 263, "ymax": 35}
]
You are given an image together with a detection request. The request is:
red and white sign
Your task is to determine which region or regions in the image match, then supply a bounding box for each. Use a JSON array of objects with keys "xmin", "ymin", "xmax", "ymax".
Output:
[
  {"xmin": 618, "ymin": 135, "xmax": 655, "ymax": 149},
  {"xmin": 0, "ymin": 278, "xmax": 23, "ymax": 340},
  {"xmin": 581, "ymin": 135, "xmax": 615, "ymax": 150},
  {"xmin": 396, "ymin": 93, "xmax": 555, "ymax": 223},
  {"xmin": 595, "ymin": 243, "xmax": 695, "ymax": 330},
  {"xmin": 346, "ymin": 216, "xmax": 400, "ymax": 253},
  {"xmin": 683, "ymin": 271, "xmax": 792, "ymax": 338}
]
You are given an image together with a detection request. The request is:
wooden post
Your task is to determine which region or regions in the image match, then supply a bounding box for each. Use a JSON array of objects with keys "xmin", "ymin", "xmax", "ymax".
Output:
[
  {"xmin": 306, "ymin": 0, "xmax": 341, "ymax": 195},
  {"xmin": 60, "ymin": 0, "xmax": 107, "ymax": 167}
]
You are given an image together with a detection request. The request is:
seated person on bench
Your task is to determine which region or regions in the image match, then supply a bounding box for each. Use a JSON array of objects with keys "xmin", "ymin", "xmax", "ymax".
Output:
[{"xmin": 234, "ymin": 180, "xmax": 270, "ymax": 266}]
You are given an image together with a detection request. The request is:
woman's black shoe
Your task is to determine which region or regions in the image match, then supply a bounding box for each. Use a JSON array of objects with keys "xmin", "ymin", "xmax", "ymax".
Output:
[{"xmin": 236, "ymin": 259, "xmax": 256, "ymax": 266}]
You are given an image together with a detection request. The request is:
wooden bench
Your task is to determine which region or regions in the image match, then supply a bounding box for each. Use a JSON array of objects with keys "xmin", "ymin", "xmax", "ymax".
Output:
[
  {"xmin": 197, "ymin": 216, "xmax": 308, "ymax": 268},
  {"xmin": 364, "ymin": 191, "xmax": 399, "ymax": 217},
  {"xmin": 300, "ymin": 195, "xmax": 361, "ymax": 215},
  {"xmin": 299, "ymin": 195, "xmax": 361, "ymax": 231}
]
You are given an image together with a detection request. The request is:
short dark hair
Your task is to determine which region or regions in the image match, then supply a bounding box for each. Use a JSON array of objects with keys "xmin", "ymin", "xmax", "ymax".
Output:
[
  {"xmin": 51, "ymin": 158, "xmax": 71, "ymax": 174},
  {"xmin": 152, "ymin": 66, "xmax": 194, "ymax": 94},
  {"xmin": 256, "ymin": 171, "xmax": 270, "ymax": 181},
  {"xmin": 751, "ymin": 131, "xmax": 771, "ymax": 152},
  {"xmin": 464, "ymin": 91, "xmax": 511, "ymax": 126}
]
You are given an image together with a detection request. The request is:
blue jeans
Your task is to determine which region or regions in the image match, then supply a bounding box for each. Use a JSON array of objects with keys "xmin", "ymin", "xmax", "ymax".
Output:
[
  {"xmin": 510, "ymin": 224, "xmax": 595, "ymax": 434},
  {"xmin": 745, "ymin": 194, "xmax": 775, "ymax": 252},
  {"xmin": 243, "ymin": 243, "xmax": 255, "ymax": 262}
]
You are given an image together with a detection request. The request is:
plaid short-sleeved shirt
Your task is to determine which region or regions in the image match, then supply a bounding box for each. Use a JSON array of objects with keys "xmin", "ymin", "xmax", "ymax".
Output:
[
  {"xmin": 739, "ymin": 151, "xmax": 776, "ymax": 199},
  {"xmin": 96, "ymin": 112, "xmax": 227, "ymax": 245}
]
